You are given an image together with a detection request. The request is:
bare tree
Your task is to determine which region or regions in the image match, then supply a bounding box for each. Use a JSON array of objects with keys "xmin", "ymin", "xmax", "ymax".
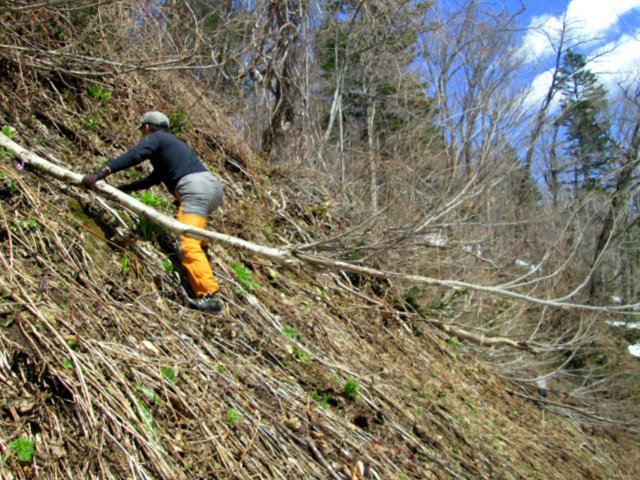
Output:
[{"xmin": 588, "ymin": 82, "xmax": 640, "ymax": 298}]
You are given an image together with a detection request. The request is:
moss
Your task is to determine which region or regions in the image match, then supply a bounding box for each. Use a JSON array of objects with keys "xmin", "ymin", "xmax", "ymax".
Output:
[{"xmin": 67, "ymin": 199, "xmax": 113, "ymax": 271}]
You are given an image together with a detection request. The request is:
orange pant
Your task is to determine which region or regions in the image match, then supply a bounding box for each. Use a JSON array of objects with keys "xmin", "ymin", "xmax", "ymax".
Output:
[{"xmin": 176, "ymin": 209, "xmax": 220, "ymax": 297}]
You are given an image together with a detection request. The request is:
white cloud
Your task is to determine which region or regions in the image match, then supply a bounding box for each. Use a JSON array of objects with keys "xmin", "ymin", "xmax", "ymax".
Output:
[
  {"xmin": 524, "ymin": 69, "xmax": 556, "ymax": 109},
  {"xmin": 591, "ymin": 33, "xmax": 640, "ymax": 86},
  {"xmin": 522, "ymin": 14, "xmax": 564, "ymax": 59},
  {"xmin": 566, "ymin": 0, "xmax": 640, "ymax": 37},
  {"xmin": 522, "ymin": 0, "xmax": 640, "ymax": 60}
]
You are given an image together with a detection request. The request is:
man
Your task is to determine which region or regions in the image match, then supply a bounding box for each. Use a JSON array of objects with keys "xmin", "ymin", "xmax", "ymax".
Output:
[{"xmin": 82, "ymin": 111, "xmax": 224, "ymax": 313}]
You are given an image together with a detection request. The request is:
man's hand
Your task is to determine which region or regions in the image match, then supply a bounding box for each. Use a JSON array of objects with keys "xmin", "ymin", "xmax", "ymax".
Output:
[{"xmin": 81, "ymin": 166, "xmax": 110, "ymax": 189}]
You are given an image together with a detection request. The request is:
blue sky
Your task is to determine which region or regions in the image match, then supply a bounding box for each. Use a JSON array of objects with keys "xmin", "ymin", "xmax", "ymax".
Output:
[{"xmin": 514, "ymin": 0, "xmax": 640, "ymax": 103}]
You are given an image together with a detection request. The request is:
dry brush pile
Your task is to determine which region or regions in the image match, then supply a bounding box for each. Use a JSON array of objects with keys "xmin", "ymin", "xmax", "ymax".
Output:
[{"xmin": 0, "ymin": 67, "xmax": 639, "ymax": 479}]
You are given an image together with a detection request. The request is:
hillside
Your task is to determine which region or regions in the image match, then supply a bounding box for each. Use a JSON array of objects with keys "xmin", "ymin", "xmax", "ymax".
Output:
[{"xmin": 0, "ymin": 59, "xmax": 639, "ymax": 480}]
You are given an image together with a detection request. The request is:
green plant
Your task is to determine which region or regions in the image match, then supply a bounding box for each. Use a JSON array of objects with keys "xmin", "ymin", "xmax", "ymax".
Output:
[
  {"xmin": 491, "ymin": 436, "xmax": 503, "ymax": 451},
  {"xmin": 0, "ymin": 147, "xmax": 14, "ymax": 162},
  {"xmin": 311, "ymin": 390, "xmax": 330, "ymax": 408},
  {"xmin": 162, "ymin": 261, "xmax": 174, "ymax": 274},
  {"xmin": 1, "ymin": 125, "xmax": 16, "ymax": 139},
  {"xmin": 81, "ymin": 114, "xmax": 99, "ymax": 130},
  {"xmin": 21, "ymin": 218, "xmax": 38, "ymax": 229},
  {"xmin": 283, "ymin": 326, "xmax": 297, "ymax": 339},
  {"xmin": 343, "ymin": 378, "xmax": 359, "ymax": 399},
  {"xmin": 315, "ymin": 287, "xmax": 331, "ymax": 300},
  {"xmin": 135, "ymin": 398, "xmax": 159, "ymax": 443},
  {"xmin": 457, "ymin": 416, "xmax": 470, "ymax": 429},
  {"xmin": 225, "ymin": 408, "xmax": 241, "ymax": 425},
  {"xmin": 137, "ymin": 217, "xmax": 164, "ymax": 240},
  {"xmin": 446, "ymin": 338, "xmax": 459, "ymax": 348},
  {"xmin": 160, "ymin": 367, "xmax": 177, "ymax": 384},
  {"xmin": 136, "ymin": 386, "xmax": 162, "ymax": 406},
  {"xmin": 418, "ymin": 391, "xmax": 433, "ymax": 401},
  {"xmin": 120, "ymin": 253, "xmax": 131, "ymax": 275},
  {"xmin": 461, "ymin": 396, "xmax": 477, "ymax": 412},
  {"xmin": 260, "ymin": 224, "xmax": 276, "ymax": 241},
  {"xmin": 292, "ymin": 347, "xmax": 310, "ymax": 365},
  {"xmin": 403, "ymin": 284, "xmax": 426, "ymax": 316},
  {"xmin": 169, "ymin": 108, "xmax": 189, "ymax": 134},
  {"xmin": 8, "ymin": 438, "xmax": 35, "ymax": 463},
  {"xmin": 133, "ymin": 191, "xmax": 167, "ymax": 208},
  {"xmin": 231, "ymin": 262, "xmax": 260, "ymax": 294},
  {"xmin": 267, "ymin": 267, "xmax": 279, "ymax": 284},
  {"xmin": 87, "ymin": 84, "xmax": 112, "ymax": 102}
]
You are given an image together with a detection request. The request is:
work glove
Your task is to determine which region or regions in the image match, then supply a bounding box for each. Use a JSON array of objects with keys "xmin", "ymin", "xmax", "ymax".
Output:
[{"xmin": 81, "ymin": 166, "xmax": 111, "ymax": 189}]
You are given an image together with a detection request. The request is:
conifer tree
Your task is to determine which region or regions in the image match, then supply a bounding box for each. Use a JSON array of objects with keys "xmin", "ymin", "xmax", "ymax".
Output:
[{"xmin": 557, "ymin": 50, "xmax": 611, "ymax": 191}]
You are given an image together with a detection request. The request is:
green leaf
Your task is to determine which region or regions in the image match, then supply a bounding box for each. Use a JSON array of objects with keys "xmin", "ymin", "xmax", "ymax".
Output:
[
  {"xmin": 311, "ymin": 390, "xmax": 330, "ymax": 408},
  {"xmin": 87, "ymin": 85, "xmax": 111, "ymax": 102},
  {"xmin": 133, "ymin": 191, "xmax": 167, "ymax": 207},
  {"xmin": 120, "ymin": 253, "xmax": 130, "ymax": 275},
  {"xmin": 343, "ymin": 378, "xmax": 359, "ymax": 399},
  {"xmin": 8, "ymin": 438, "xmax": 35, "ymax": 463},
  {"xmin": 0, "ymin": 147, "xmax": 15, "ymax": 161},
  {"xmin": 230, "ymin": 262, "xmax": 260, "ymax": 293},
  {"xmin": 25, "ymin": 218, "xmax": 38, "ymax": 229},
  {"xmin": 1, "ymin": 125, "xmax": 16, "ymax": 139},
  {"xmin": 160, "ymin": 367, "xmax": 177, "ymax": 385},
  {"xmin": 316, "ymin": 287, "xmax": 331, "ymax": 300},
  {"xmin": 282, "ymin": 326, "xmax": 297, "ymax": 339},
  {"xmin": 225, "ymin": 408, "xmax": 241, "ymax": 425},
  {"xmin": 137, "ymin": 217, "xmax": 164, "ymax": 239},
  {"xmin": 292, "ymin": 347, "xmax": 310, "ymax": 365},
  {"xmin": 135, "ymin": 398, "xmax": 159, "ymax": 443},
  {"xmin": 162, "ymin": 261, "xmax": 174, "ymax": 274},
  {"xmin": 136, "ymin": 386, "xmax": 162, "ymax": 406}
]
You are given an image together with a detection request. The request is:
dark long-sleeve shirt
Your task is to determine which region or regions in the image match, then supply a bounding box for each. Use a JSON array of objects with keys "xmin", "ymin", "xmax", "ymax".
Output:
[{"xmin": 107, "ymin": 131, "xmax": 207, "ymax": 194}]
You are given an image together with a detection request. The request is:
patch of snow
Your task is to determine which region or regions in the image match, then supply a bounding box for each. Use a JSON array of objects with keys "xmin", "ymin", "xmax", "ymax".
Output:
[
  {"xmin": 628, "ymin": 345, "xmax": 640, "ymax": 357},
  {"xmin": 424, "ymin": 233, "xmax": 447, "ymax": 247},
  {"xmin": 515, "ymin": 259, "xmax": 537, "ymax": 272},
  {"xmin": 606, "ymin": 321, "xmax": 640, "ymax": 330},
  {"xmin": 462, "ymin": 244, "xmax": 484, "ymax": 256},
  {"xmin": 610, "ymin": 295, "xmax": 623, "ymax": 304}
]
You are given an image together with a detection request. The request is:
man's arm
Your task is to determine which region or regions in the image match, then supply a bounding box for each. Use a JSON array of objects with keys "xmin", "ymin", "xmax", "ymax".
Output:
[
  {"xmin": 118, "ymin": 171, "xmax": 162, "ymax": 193},
  {"xmin": 81, "ymin": 135, "xmax": 159, "ymax": 189}
]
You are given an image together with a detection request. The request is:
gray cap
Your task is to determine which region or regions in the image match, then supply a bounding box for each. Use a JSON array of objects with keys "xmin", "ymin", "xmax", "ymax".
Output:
[{"xmin": 138, "ymin": 111, "xmax": 170, "ymax": 130}]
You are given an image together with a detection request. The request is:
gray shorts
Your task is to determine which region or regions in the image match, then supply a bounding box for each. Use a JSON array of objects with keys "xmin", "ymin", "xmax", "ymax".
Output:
[{"xmin": 175, "ymin": 172, "xmax": 224, "ymax": 217}]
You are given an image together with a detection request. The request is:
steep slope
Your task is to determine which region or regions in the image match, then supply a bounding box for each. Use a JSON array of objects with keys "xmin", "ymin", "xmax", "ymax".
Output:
[{"xmin": 1, "ymin": 69, "xmax": 639, "ymax": 480}]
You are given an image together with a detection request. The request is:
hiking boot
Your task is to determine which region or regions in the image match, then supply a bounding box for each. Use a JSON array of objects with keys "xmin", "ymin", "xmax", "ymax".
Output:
[{"xmin": 188, "ymin": 293, "xmax": 222, "ymax": 313}]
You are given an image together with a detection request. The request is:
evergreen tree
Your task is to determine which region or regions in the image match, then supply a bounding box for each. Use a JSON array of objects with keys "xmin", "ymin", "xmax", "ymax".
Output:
[{"xmin": 558, "ymin": 50, "xmax": 611, "ymax": 191}]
